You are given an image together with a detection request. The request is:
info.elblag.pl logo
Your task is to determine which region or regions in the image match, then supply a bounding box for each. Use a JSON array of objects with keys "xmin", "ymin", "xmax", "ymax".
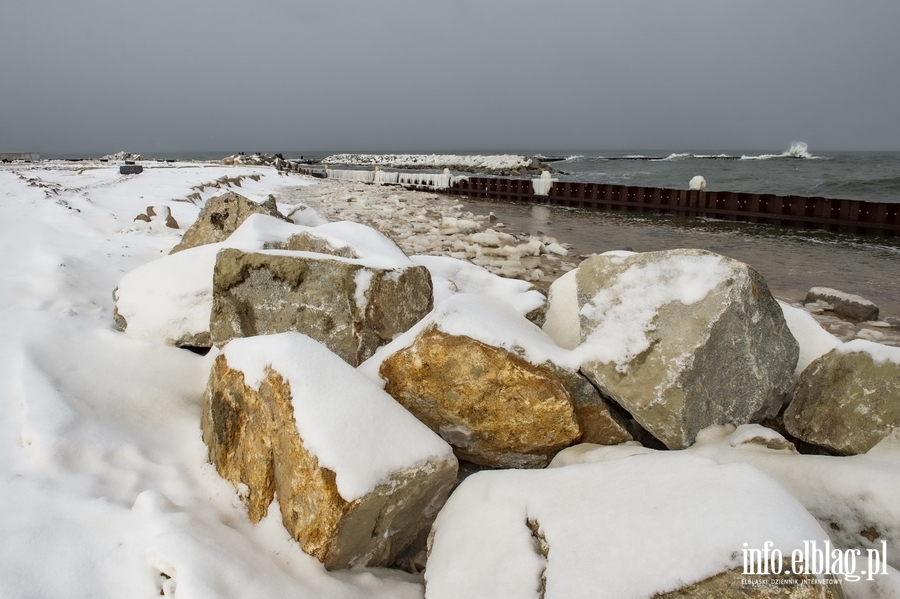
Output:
[{"xmin": 742, "ymin": 540, "xmax": 889, "ymax": 582}]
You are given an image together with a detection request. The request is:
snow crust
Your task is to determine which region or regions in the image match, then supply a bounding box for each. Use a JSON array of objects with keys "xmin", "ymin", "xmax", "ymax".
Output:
[
  {"xmin": 532, "ymin": 170, "xmax": 557, "ymax": 196},
  {"xmin": 326, "ymin": 168, "xmax": 469, "ymax": 190},
  {"xmin": 427, "ymin": 453, "xmax": 829, "ymax": 599},
  {"xmin": 359, "ymin": 293, "xmax": 578, "ymax": 383},
  {"xmin": 542, "ymin": 269, "xmax": 581, "ymax": 349},
  {"xmin": 221, "ymin": 333, "xmax": 455, "ymax": 502}
]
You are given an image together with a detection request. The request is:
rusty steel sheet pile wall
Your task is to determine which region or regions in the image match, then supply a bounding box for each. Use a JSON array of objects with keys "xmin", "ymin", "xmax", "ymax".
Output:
[
  {"xmin": 293, "ymin": 167, "xmax": 899, "ymax": 236},
  {"xmin": 449, "ymin": 176, "xmax": 900, "ymax": 236}
]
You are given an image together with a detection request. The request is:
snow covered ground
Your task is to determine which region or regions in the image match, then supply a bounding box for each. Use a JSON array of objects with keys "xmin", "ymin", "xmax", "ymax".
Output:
[
  {"xmin": 0, "ymin": 162, "xmax": 424, "ymax": 598},
  {"xmin": 1, "ymin": 161, "xmax": 898, "ymax": 598}
]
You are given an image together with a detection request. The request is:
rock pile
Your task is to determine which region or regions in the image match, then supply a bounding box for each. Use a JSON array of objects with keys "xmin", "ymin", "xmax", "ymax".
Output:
[
  {"xmin": 321, "ymin": 153, "xmax": 553, "ymax": 176},
  {"xmin": 221, "ymin": 152, "xmax": 303, "ymax": 173},
  {"xmin": 110, "ymin": 183, "xmax": 900, "ymax": 595},
  {"xmin": 102, "ymin": 151, "xmax": 145, "ymax": 161}
]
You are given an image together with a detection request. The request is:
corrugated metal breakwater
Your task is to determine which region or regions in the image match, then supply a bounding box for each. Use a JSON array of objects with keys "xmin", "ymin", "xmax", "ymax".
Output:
[{"xmin": 296, "ymin": 167, "xmax": 900, "ymax": 236}]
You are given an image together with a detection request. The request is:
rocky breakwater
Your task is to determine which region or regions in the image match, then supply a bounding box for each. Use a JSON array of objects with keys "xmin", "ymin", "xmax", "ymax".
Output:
[
  {"xmin": 321, "ymin": 153, "xmax": 553, "ymax": 177},
  {"xmin": 110, "ymin": 187, "xmax": 900, "ymax": 595}
]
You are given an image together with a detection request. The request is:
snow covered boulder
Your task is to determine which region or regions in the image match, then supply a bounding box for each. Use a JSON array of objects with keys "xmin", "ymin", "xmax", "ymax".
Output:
[
  {"xmin": 201, "ymin": 333, "xmax": 457, "ymax": 570},
  {"xmin": 573, "ymin": 249, "xmax": 798, "ymax": 449},
  {"xmin": 804, "ymin": 286, "xmax": 880, "ymax": 322},
  {"xmin": 364, "ymin": 294, "xmax": 630, "ymax": 468},
  {"xmin": 170, "ymin": 191, "xmax": 289, "ymax": 254},
  {"xmin": 784, "ymin": 340, "xmax": 900, "ymax": 455},
  {"xmin": 425, "ymin": 453, "xmax": 840, "ymax": 599},
  {"xmin": 209, "ymin": 249, "xmax": 433, "ymax": 365},
  {"xmin": 114, "ymin": 216, "xmax": 416, "ymax": 350}
]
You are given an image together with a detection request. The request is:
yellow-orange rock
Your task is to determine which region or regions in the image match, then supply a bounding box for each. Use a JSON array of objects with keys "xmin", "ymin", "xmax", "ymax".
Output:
[
  {"xmin": 380, "ymin": 327, "xmax": 627, "ymax": 468},
  {"xmin": 202, "ymin": 334, "xmax": 457, "ymax": 569}
]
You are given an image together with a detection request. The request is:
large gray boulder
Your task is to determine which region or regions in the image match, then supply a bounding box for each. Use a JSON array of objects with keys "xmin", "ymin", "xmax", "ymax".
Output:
[
  {"xmin": 574, "ymin": 250, "xmax": 798, "ymax": 449},
  {"xmin": 210, "ymin": 249, "xmax": 433, "ymax": 365},
  {"xmin": 784, "ymin": 340, "xmax": 900, "ymax": 455},
  {"xmin": 170, "ymin": 191, "xmax": 289, "ymax": 254}
]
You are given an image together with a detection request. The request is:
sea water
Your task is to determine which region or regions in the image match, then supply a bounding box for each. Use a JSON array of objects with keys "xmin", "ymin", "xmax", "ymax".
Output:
[
  {"xmin": 542, "ymin": 144, "xmax": 900, "ymax": 204},
  {"xmin": 459, "ymin": 198, "xmax": 900, "ymax": 319}
]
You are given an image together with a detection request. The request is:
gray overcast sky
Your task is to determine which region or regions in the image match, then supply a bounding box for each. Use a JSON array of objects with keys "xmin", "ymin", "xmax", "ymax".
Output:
[{"xmin": 2, "ymin": 0, "xmax": 899, "ymax": 154}]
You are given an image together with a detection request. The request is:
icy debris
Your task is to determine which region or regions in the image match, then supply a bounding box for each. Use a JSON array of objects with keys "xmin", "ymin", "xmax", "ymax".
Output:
[
  {"xmin": 326, "ymin": 169, "xmax": 375, "ymax": 183},
  {"xmin": 282, "ymin": 181, "xmax": 577, "ymax": 282},
  {"xmin": 326, "ymin": 168, "xmax": 468, "ymax": 191}
]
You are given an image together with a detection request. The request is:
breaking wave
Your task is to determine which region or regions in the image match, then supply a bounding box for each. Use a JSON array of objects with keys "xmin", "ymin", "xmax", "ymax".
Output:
[{"xmin": 741, "ymin": 142, "xmax": 820, "ymax": 160}]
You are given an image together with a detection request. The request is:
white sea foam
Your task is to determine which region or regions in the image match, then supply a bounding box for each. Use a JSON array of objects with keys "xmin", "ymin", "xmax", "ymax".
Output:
[
  {"xmin": 785, "ymin": 141, "xmax": 813, "ymax": 158},
  {"xmin": 741, "ymin": 142, "xmax": 820, "ymax": 160}
]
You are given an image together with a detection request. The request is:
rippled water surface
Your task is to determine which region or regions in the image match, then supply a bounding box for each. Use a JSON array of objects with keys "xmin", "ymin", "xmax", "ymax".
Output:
[{"xmin": 461, "ymin": 199, "xmax": 900, "ymax": 318}]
